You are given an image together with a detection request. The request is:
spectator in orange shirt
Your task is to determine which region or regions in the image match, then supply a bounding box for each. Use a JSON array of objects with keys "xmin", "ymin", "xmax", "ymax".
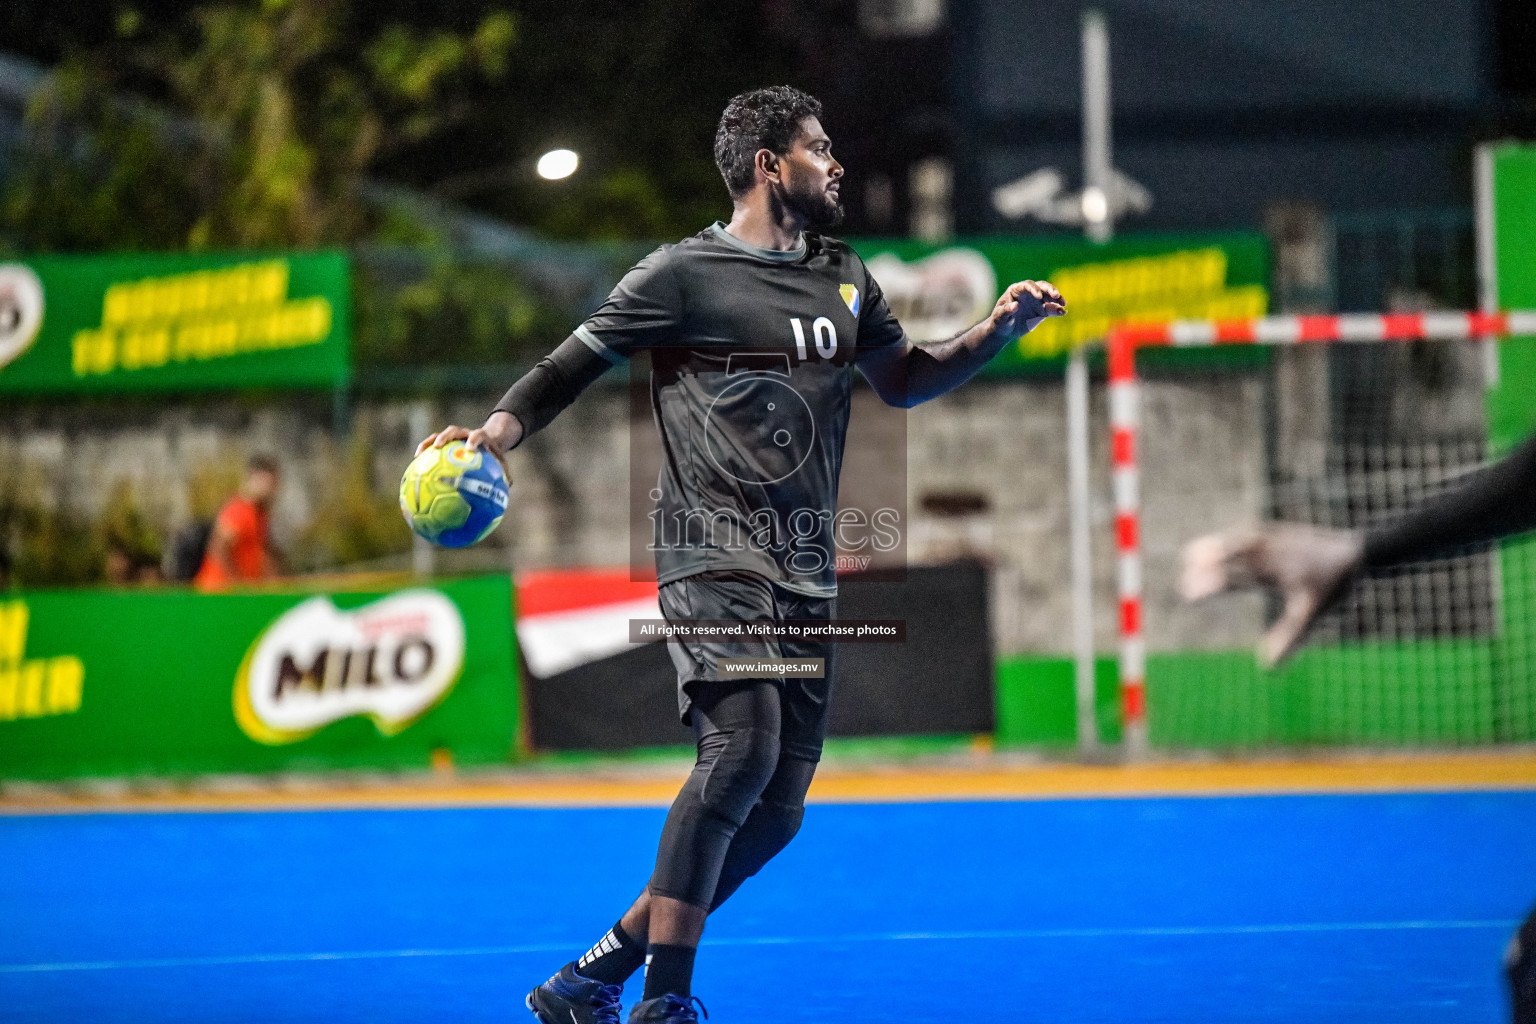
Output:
[{"xmin": 194, "ymin": 455, "xmax": 282, "ymax": 590}]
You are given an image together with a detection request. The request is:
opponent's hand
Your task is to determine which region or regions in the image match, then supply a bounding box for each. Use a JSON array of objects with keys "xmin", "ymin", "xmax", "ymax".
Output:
[
  {"xmin": 1180, "ymin": 523, "xmax": 1364, "ymax": 669},
  {"xmin": 414, "ymin": 411, "xmax": 522, "ymax": 463},
  {"xmin": 991, "ymin": 280, "xmax": 1066, "ymax": 339}
]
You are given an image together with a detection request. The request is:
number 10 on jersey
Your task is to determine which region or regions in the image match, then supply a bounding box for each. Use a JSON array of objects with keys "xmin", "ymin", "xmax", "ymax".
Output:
[{"xmin": 790, "ymin": 317, "xmax": 838, "ymax": 361}]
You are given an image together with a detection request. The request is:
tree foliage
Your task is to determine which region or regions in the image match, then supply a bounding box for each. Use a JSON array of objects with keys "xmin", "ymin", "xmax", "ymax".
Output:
[
  {"xmin": 351, "ymin": 252, "xmax": 580, "ymax": 367},
  {"xmin": 2, "ymin": 0, "xmax": 514, "ymax": 251},
  {"xmin": 2, "ymin": 0, "xmax": 818, "ymax": 247}
]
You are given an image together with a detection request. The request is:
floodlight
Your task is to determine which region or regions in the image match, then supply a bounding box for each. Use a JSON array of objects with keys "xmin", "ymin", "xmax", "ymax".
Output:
[{"xmin": 536, "ymin": 149, "xmax": 579, "ymax": 180}]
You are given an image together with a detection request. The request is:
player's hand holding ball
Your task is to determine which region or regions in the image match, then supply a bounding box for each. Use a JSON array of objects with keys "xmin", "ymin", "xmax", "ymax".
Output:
[
  {"xmin": 992, "ymin": 280, "xmax": 1066, "ymax": 339},
  {"xmin": 401, "ymin": 414, "xmax": 520, "ymax": 548}
]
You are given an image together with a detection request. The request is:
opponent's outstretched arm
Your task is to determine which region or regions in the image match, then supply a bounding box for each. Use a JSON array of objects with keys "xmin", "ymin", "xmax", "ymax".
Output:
[
  {"xmin": 858, "ymin": 280, "xmax": 1066, "ymax": 408},
  {"xmin": 1182, "ymin": 431, "xmax": 1536, "ymax": 667},
  {"xmin": 416, "ymin": 333, "xmax": 612, "ymax": 458}
]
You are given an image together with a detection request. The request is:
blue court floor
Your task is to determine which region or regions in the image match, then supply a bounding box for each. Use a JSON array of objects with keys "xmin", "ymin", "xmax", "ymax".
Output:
[{"xmin": 2, "ymin": 790, "xmax": 1532, "ymax": 1023}]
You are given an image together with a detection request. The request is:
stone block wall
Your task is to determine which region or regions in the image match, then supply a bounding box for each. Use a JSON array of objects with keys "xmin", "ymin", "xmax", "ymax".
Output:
[{"xmin": 0, "ymin": 369, "xmax": 1271, "ymax": 657}]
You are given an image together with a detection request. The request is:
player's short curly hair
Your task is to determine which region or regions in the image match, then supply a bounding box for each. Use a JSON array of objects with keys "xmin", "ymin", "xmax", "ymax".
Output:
[{"xmin": 714, "ymin": 86, "xmax": 823, "ymax": 199}]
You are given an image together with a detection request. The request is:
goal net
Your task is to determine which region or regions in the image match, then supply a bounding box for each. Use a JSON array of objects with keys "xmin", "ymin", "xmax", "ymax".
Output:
[{"xmin": 1124, "ymin": 325, "xmax": 1536, "ymax": 749}]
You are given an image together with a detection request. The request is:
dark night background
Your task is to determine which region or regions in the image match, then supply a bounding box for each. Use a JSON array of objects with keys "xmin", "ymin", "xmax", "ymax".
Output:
[{"xmin": 2, "ymin": 0, "xmax": 1534, "ymax": 239}]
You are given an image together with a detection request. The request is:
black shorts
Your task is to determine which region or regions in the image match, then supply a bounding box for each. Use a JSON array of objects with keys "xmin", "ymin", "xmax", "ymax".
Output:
[{"xmin": 658, "ymin": 570, "xmax": 835, "ymax": 759}]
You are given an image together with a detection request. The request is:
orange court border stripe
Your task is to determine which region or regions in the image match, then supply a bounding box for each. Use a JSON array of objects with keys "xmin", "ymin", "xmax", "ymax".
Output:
[{"xmin": 3, "ymin": 752, "xmax": 1535, "ymax": 815}]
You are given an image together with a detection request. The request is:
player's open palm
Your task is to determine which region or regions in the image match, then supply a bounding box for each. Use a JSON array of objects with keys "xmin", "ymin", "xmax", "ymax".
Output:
[
  {"xmin": 1180, "ymin": 523, "xmax": 1364, "ymax": 668},
  {"xmin": 992, "ymin": 280, "xmax": 1066, "ymax": 338}
]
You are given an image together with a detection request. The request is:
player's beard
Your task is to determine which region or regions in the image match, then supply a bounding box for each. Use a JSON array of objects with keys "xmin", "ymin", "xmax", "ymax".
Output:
[{"xmin": 783, "ymin": 176, "xmax": 844, "ymax": 229}]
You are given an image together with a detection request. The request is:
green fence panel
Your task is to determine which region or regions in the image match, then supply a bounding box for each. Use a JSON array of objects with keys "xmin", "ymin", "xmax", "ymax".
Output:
[
  {"xmin": 1145, "ymin": 641, "xmax": 1501, "ymax": 749},
  {"xmin": 1483, "ymin": 145, "xmax": 1536, "ymax": 745},
  {"xmin": 996, "ymin": 636, "xmax": 1517, "ymax": 750},
  {"xmin": 993, "ymin": 655, "xmax": 1121, "ymax": 746}
]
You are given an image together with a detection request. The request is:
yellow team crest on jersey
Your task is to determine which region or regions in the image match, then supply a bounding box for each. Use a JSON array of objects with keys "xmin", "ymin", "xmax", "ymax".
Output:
[{"xmin": 839, "ymin": 284, "xmax": 861, "ymax": 316}]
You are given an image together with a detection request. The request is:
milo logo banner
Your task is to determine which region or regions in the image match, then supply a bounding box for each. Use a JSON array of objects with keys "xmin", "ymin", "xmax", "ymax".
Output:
[
  {"xmin": 851, "ymin": 233, "xmax": 1268, "ymax": 372},
  {"xmin": 235, "ymin": 590, "xmax": 467, "ymax": 744},
  {"xmin": 0, "ymin": 575, "xmax": 517, "ymax": 780},
  {"xmin": 0, "ymin": 250, "xmax": 350, "ymax": 395}
]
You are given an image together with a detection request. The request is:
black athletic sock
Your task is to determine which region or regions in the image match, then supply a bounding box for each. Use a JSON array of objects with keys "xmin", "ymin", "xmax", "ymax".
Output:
[
  {"xmin": 642, "ymin": 943, "xmax": 697, "ymax": 1000},
  {"xmin": 574, "ymin": 921, "xmax": 647, "ymax": 985}
]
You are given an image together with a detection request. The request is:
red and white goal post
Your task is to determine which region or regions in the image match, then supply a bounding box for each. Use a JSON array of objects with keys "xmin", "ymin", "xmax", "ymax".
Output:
[{"xmin": 1106, "ymin": 310, "xmax": 1536, "ymax": 754}]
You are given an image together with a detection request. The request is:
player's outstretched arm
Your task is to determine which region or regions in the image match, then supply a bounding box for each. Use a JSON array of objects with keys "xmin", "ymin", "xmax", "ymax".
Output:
[
  {"xmin": 415, "ymin": 333, "xmax": 613, "ymax": 459},
  {"xmin": 860, "ymin": 280, "xmax": 1065, "ymax": 407},
  {"xmin": 1181, "ymin": 524, "xmax": 1363, "ymax": 668},
  {"xmin": 1182, "ymin": 430, "xmax": 1536, "ymax": 666}
]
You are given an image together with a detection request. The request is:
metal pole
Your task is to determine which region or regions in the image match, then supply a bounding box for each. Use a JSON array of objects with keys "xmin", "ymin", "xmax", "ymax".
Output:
[
  {"xmin": 1067, "ymin": 8, "xmax": 1112, "ymax": 752},
  {"xmin": 1108, "ymin": 330, "xmax": 1148, "ymax": 756},
  {"xmin": 1082, "ymin": 8, "xmax": 1113, "ymax": 245},
  {"xmin": 1475, "ymin": 145, "xmax": 1500, "ymax": 389},
  {"xmin": 1067, "ymin": 347, "xmax": 1099, "ymax": 750}
]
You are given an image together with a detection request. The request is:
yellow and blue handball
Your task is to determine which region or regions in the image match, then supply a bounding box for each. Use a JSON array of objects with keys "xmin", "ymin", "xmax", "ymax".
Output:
[{"xmin": 399, "ymin": 440, "xmax": 510, "ymax": 548}]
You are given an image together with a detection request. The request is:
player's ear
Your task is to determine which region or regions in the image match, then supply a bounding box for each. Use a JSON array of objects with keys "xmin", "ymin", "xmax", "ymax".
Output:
[{"xmin": 756, "ymin": 147, "xmax": 782, "ymax": 186}]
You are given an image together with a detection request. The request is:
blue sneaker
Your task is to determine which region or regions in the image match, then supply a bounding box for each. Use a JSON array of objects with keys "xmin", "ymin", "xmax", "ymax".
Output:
[
  {"xmin": 627, "ymin": 993, "xmax": 707, "ymax": 1023},
  {"xmin": 526, "ymin": 962, "xmax": 624, "ymax": 1024}
]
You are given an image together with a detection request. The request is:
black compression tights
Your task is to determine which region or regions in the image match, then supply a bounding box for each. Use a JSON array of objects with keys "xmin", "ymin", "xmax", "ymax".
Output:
[{"xmin": 648, "ymin": 681, "xmax": 818, "ymax": 911}]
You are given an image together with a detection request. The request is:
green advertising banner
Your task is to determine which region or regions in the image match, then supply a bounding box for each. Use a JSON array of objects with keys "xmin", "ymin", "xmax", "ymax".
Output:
[
  {"xmin": 0, "ymin": 574, "xmax": 518, "ymax": 780},
  {"xmin": 1482, "ymin": 143, "xmax": 1536, "ymax": 743},
  {"xmin": 0, "ymin": 250, "xmax": 350, "ymax": 395},
  {"xmin": 850, "ymin": 232, "xmax": 1269, "ymax": 372}
]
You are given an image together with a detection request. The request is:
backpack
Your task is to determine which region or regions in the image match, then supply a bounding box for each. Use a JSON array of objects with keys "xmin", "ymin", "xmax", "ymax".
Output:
[{"xmin": 168, "ymin": 520, "xmax": 214, "ymax": 582}]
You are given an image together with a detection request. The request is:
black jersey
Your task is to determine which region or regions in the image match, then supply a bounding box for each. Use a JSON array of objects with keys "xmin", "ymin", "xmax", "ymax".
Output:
[{"xmin": 576, "ymin": 222, "xmax": 909, "ymax": 596}]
